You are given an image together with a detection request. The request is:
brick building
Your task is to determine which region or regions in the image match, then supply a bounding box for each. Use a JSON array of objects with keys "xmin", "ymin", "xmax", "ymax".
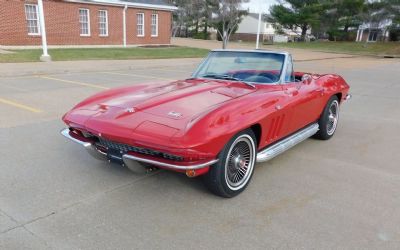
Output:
[{"xmin": 0, "ymin": 0, "xmax": 176, "ymax": 46}]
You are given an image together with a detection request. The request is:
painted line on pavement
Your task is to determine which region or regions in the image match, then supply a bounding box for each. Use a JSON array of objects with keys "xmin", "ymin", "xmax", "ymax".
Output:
[
  {"xmin": 100, "ymin": 72, "xmax": 175, "ymax": 81},
  {"xmin": 0, "ymin": 97, "xmax": 42, "ymax": 113},
  {"xmin": 132, "ymin": 67, "xmax": 191, "ymax": 73},
  {"xmin": 39, "ymin": 75, "xmax": 109, "ymax": 90},
  {"xmin": 0, "ymin": 83, "xmax": 27, "ymax": 92},
  {"xmin": 0, "ymin": 75, "xmax": 39, "ymax": 80}
]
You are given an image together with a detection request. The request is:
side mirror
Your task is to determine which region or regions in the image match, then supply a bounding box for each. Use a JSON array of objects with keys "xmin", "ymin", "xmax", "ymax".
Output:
[{"xmin": 301, "ymin": 74, "xmax": 311, "ymax": 83}]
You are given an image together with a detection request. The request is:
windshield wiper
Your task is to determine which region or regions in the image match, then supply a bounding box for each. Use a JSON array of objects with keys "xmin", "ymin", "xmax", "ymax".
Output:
[{"xmin": 201, "ymin": 74, "xmax": 255, "ymax": 88}]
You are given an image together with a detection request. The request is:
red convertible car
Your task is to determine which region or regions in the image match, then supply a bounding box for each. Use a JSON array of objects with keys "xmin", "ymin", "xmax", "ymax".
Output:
[{"xmin": 61, "ymin": 50, "xmax": 351, "ymax": 197}]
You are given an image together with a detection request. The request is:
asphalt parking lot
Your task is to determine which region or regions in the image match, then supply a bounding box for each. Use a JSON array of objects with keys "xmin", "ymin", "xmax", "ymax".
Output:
[{"xmin": 1, "ymin": 55, "xmax": 400, "ymax": 249}]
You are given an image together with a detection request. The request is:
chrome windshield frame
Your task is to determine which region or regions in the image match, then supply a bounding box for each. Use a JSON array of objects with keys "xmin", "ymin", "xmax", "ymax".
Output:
[{"xmin": 191, "ymin": 49, "xmax": 291, "ymax": 85}]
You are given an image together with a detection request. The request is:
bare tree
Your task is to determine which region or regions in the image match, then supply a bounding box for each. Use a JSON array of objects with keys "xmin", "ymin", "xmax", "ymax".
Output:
[{"xmin": 211, "ymin": 0, "xmax": 249, "ymax": 49}]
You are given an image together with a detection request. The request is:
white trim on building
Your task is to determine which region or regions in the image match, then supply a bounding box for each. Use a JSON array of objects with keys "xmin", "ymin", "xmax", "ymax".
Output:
[
  {"xmin": 79, "ymin": 8, "xmax": 91, "ymax": 36},
  {"xmin": 98, "ymin": 10, "xmax": 108, "ymax": 37},
  {"xmin": 137, "ymin": 13, "xmax": 145, "ymax": 37},
  {"xmin": 64, "ymin": 0, "xmax": 177, "ymax": 11},
  {"xmin": 355, "ymin": 19, "xmax": 392, "ymax": 42},
  {"xmin": 151, "ymin": 13, "xmax": 158, "ymax": 37},
  {"xmin": 25, "ymin": 4, "xmax": 41, "ymax": 36}
]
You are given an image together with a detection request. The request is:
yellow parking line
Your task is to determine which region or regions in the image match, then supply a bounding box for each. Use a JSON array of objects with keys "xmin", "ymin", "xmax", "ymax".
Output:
[
  {"xmin": 158, "ymin": 67, "xmax": 194, "ymax": 73},
  {"xmin": 0, "ymin": 97, "xmax": 42, "ymax": 113},
  {"xmin": 39, "ymin": 75, "xmax": 109, "ymax": 90},
  {"xmin": 0, "ymin": 83, "xmax": 27, "ymax": 92},
  {"xmin": 133, "ymin": 68, "xmax": 190, "ymax": 73},
  {"xmin": 0, "ymin": 75, "xmax": 38, "ymax": 80},
  {"xmin": 101, "ymin": 71, "xmax": 174, "ymax": 81}
]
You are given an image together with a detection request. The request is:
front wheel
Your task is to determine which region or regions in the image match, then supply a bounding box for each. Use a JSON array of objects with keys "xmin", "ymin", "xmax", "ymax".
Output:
[
  {"xmin": 203, "ymin": 129, "xmax": 257, "ymax": 198},
  {"xmin": 314, "ymin": 96, "xmax": 340, "ymax": 140}
]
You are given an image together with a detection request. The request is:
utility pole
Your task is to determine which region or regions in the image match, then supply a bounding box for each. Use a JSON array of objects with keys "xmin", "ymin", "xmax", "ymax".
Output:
[
  {"xmin": 38, "ymin": 0, "xmax": 51, "ymax": 61},
  {"xmin": 256, "ymin": 0, "xmax": 262, "ymax": 49}
]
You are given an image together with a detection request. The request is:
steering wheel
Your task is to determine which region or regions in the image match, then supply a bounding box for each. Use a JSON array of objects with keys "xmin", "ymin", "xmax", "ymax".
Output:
[
  {"xmin": 244, "ymin": 75, "xmax": 273, "ymax": 83},
  {"xmin": 244, "ymin": 72, "xmax": 279, "ymax": 83},
  {"xmin": 259, "ymin": 72, "xmax": 280, "ymax": 82}
]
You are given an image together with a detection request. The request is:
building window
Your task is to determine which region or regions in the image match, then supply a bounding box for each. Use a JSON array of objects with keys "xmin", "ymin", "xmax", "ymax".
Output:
[
  {"xmin": 151, "ymin": 14, "xmax": 158, "ymax": 37},
  {"xmin": 25, "ymin": 4, "xmax": 40, "ymax": 35},
  {"xmin": 98, "ymin": 10, "xmax": 108, "ymax": 36},
  {"xmin": 79, "ymin": 9, "xmax": 90, "ymax": 36},
  {"xmin": 137, "ymin": 13, "xmax": 144, "ymax": 37},
  {"xmin": 368, "ymin": 30, "xmax": 378, "ymax": 42}
]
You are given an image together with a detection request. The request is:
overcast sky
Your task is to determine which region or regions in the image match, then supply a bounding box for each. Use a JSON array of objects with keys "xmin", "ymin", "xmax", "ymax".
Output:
[{"xmin": 242, "ymin": 0, "xmax": 278, "ymax": 13}]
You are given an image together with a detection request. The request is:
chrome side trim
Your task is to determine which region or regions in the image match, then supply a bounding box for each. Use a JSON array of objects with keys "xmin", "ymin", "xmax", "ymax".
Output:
[
  {"xmin": 61, "ymin": 128, "xmax": 107, "ymax": 161},
  {"xmin": 256, "ymin": 123, "xmax": 319, "ymax": 163},
  {"xmin": 122, "ymin": 154, "xmax": 219, "ymax": 170}
]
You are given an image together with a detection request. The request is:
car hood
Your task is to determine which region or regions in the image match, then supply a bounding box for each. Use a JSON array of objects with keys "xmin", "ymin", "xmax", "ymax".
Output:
[
  {"xmin": 63, "ymin": 79, "xmax": 257, "ymax": 145},
  {"xmin": 85, "ymin": 79, "xmax": 256, "ymax": 119}
]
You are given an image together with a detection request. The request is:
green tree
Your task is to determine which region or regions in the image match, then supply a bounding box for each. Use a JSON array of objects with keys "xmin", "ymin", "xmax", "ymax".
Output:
[
  {"xmin": 320, "ymin": 0, "xmax": 364, "ymax": 41},
  {"xmin": 269, "ymin": 0, "xmax": 323, "ymax": 41},
  {"xmin": 336, "ymin": 0, "xmax": 364, "ymax": 34}
]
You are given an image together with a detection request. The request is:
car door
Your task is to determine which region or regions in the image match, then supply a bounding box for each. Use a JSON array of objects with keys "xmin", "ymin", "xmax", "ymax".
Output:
[
  {"xmin": 281, "ymin": 56, "xmax": 324, "ymax": 133},
  {"xmin": 258, "ymin": 85, "xmax": 293, "ymax": 147}
]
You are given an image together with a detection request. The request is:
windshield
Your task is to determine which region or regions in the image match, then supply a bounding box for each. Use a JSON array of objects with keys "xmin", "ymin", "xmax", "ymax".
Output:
[{"xmin": 193, "ymin": 51, "xmax": 285, "ymax": 84}]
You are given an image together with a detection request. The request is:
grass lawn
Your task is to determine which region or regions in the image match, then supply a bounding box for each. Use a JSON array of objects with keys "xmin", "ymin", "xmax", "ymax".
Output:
[
  {"xmin": 0, "ymin": 46, "xmax": 210, "ymax": 63},
  {"xmin": 272, "ymin": 42, "xmax": 400, "ymax": 56}
]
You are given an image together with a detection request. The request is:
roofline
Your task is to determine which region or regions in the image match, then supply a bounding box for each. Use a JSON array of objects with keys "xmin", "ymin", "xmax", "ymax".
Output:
[
  {"xmin": 211, "ymin": 49, "xmax": 290, "ymax": 56},
  {"xmin": 64, "ymin": 0, "xmax": 178, "ymax": 11}
]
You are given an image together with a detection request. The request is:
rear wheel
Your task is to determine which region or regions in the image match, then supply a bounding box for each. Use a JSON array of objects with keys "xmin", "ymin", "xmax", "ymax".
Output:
[
  {"xmin": 203, "ymin": 129, "xmax": 257, "ymax": 198},
  {"xmin": 314, "ymin": 96, "xmax": 340, "ymax": 140}
]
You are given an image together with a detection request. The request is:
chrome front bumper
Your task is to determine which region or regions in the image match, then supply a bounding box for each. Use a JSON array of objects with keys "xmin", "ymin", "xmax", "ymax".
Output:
[
  {"xmin": 61, "ymin": 128, "xmax": 218, "ymax": 170},
  {"xmin": 344, "ymin": 94, "xmax": 352, "ymax": 101}
]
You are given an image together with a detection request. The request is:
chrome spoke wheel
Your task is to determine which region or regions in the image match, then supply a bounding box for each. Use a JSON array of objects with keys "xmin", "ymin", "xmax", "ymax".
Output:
[
  {"xmin": 225, "ymin": 135, "xmax": 255, "ymax": 191},
  {"xmin": 327, "ymin": 100, "xmax": 339, "ymax": 136}
]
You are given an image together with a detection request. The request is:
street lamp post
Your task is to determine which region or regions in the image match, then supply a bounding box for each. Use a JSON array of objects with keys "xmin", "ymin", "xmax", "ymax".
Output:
[
  {"xmin": 256, "ymin": 11, "xmax": 262, "ymax": 49},
  {"xmin": 37, "ymin": 0, "xmax": 51, "ymax": 62},
  {"xmin": 256, "ymin": 0, "xmax": 263, "ymax": 49}
]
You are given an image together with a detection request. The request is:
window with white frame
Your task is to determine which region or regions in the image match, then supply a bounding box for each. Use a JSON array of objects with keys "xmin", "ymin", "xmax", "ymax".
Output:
[
  {"xmin": 151, "ymin": 14, "xmax": 158, "ymax": 37},
  {"xmin": 137, "ymin": 13, "xmax": 144, "ymax": 37},
  {"xmin": 79, "ymin": 9, "xmax": 90, "ymax": 36},
  {"xmin": 98, "ymin": 10, "xmax": 108, "ymax": 36},
  {"xmin": 25, "ymin": 4, "xmax": 40, "ymax": 35}
]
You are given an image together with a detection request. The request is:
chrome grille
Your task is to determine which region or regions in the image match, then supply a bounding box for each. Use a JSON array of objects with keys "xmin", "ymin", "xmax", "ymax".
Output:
[{"xmin": 95, "ymin": 137, "xmax": 183, "ymax": 162}]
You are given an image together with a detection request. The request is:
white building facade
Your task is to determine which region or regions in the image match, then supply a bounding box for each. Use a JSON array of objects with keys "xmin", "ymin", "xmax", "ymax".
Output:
[{"xmin": 232, "ymin": 13, "xmax": 311, "ymax": 43}]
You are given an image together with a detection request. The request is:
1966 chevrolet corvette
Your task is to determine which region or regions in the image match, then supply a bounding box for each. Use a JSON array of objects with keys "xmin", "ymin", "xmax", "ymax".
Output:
[{"xmin": 61, "ymin": 50, "xmax": 351, "ymax": 197}]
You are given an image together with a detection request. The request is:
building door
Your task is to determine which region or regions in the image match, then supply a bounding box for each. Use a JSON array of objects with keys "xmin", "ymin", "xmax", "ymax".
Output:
[{"xmin": 368, "ymin": 30, "xmax": 378, "ymax": 42}]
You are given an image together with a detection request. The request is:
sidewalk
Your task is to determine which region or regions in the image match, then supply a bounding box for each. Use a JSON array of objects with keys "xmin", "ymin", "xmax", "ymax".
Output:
[
  {"xmin": 0, "ymin": 39, "xmax": 368, "ymax": 77},
  {"xmin": 0, "ymin": 58, "xmax": 201, "ymax": 77},
  {"xmin": 0, "ymin": 49, "xmax": 14, "ymax": 54},
  {"xmin": 171, "ymin": 38, "xmax": 359, "ymax": 61}
]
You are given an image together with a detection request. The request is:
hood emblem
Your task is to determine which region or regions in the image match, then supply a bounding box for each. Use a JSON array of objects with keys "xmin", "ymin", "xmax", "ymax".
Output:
[
  {"xmin": 168, "ymin": 111, "xmax": 182, "ymax": 118},
  {"xmin": 126, "ymin": 108, "xmax": 136, "ymax": 113}
]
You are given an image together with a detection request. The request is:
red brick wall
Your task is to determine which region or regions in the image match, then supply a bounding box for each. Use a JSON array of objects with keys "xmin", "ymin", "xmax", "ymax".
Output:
[
  {"xmin": 125, "ymin": 8, "xmax": 171, "ymax": 45},
  {"xmin": 0, "ymin": 0, "xmax": 172, "ymax": 46}
]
